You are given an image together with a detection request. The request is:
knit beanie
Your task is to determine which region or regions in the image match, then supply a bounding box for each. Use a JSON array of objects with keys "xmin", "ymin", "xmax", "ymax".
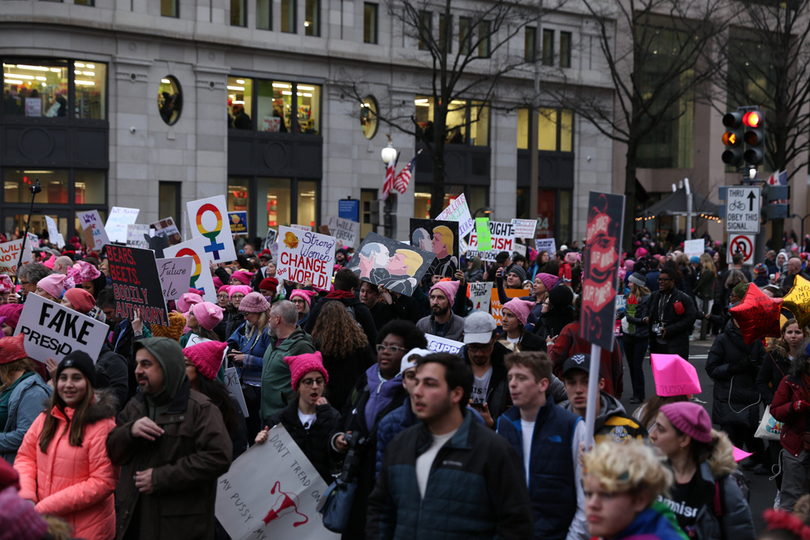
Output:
[
  {"xmin": 624, "ymin": 260, "xmax": 635, "ymax": 272},
  {"xmin": 548, "ymin": 285, "xmax": 574, "ymax": 308},
  {"xmin": 285, "ymin": 351, "xmax": 329, "ymax": 391},
  {"xmin": 659, "ymin": 402, "xmax": 712, "ymax": 443},
  {"xmin": 289, "ymin": 289, "xmax": 318, "ymax": 307},
  {"xmin": 69, "ymin": 260, "xmax": 101, "ymax": 283},
  {"xmin": 0, "ymin": 334, "xmax": 27, "ymax": 365},
  {"xmin": 628, "ymin": 272, "xmax": 646, "ymax": 288},
  {"xmin": 0, "ymin": 275, "xmax": 12, "ymax": 294},
  {"xmin": 151, "ymin": 312, "xmax": 187, "ymax": 342},
  {"xmin": 63, "ymin": 288, "xmax": 96, "ymax": 314},
  {"xmin": 690, "ymin": 256, "xmax": 700, "ymax": 265},
  {"xmin": 191, "ymin": 301, "xmax": 224, "ymax": 331},
  {"xmin": 429, "ymin": 280, "xmax": 461, "ymax": 307},
  {"xmin": 754, "ymin": 263, "xmax": 767, "ymax": 276},
  {"xmin": 212, "ymin": 276, "xmax": 224, "ymax": 290},
  {"xmin": 37, "ymin": 273, "xmax": 66, "ymax": 299},
  {"xmin": 176, "ymin": 292, "xmax": 204, "ymax": 314},
  {"xmin": 507, "ymin": 266, "xmax": 527, "ymax": 283},
  {"xmin": 259, "ymin": 277, "xmax": 279, "ymax": 294},
  {"xmin": 732, "ymin": 282, "xmax": 750, "ymax": 300},
  {"xmin": 184, "ymin": 340, "xmax": 227, "ymax": 381},
  {"xmin": 0, "ymin": 486, "xmax": 49, "ymax": 540},
  {"xmin": 56, "ymin": 350, "xmax": 96, "ymax": 387},
  {"xmin": 239, "ymin": 292, "xmax": 270, "ymax": 313},
  {"xmin": 635, "ymin": 247, "xmax": 649, "ymax": 259},
  {"xmin": 536, "ymin": 273, "xmax": 558, "ymax": 292},
  {"xmin": 502, "ymin": 298, "xmax": 534, "ymax": 327},
  {"xmin": 229, "ymin": 285, "xmax": 252, "ymax": 299},
  {"xmin": 230, "ymin": 271, "xmax": 254, "ymax": 286},
  {"xmin": 0, "ymin": 304, "xmax": 23, "ymax": 331}
]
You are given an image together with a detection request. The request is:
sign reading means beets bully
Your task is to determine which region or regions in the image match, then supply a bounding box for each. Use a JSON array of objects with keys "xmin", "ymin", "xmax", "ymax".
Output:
[
  {"xmin": 579, "ymin": 191, "xmax": 625, "ymax": 351},
  {"xmin": 106, "ymin": 245, "xmax": 169, "ymax": 326},
  {"xmin": 345, "ymin": 232, "xmax": 436, "ymax": 297},
  {"xmin": 409, "ymin": 219, "xmax": 460, "ymax": 277},
  {"xmin": 276, "ymin": 226, "xmax": 337, "ymax": 289}
]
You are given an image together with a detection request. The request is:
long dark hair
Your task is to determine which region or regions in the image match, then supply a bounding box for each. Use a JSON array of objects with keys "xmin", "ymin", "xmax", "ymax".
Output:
[
  {"xmin": 196, "ymin": 376, "xmax": 241, "ymax": 438},
  {"xmin": 39, "ymin": 374, "xmax": 95, "ymax": 453},
  {"xmin": 638, "ymin": 395, "xmax": 688, "ymax": 431},
  {"xmin": 789, "ymin": 337, "xmax": 810, "ymax": 378}
]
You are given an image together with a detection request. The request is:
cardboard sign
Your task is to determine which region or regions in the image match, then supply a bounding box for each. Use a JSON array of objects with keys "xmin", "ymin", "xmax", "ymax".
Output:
[
  {"xmin": 468, "ymin": 282, "xmax": 492, "ymax": 313},
  {"xmin": 150, "ymin": 217, "xmax": 182, "ymax": 245},
  {"xmin": 276, "ymin": 226, "xmax": 336, "ymax": 289},
  {"xmin": 223, "ymin": 364, "xmax": 248, "ymax": 417},
  {"xmin": 0, "ymin": 238, "xmax": 33, "ymax": 275},
  {"xmin": 436, "ymin": 193, "xmax": 474, "ymax": 238},
  {"xmin": 265, "ymin": 228, "xmax": 278, "ymax": 250},
  {"xmin": 229, "ymin": 212, "xmax": 248, "ymax": 236},
  {"xmin": 215, "ymin": 425, "xmax": 339, "ymax": 540},
  {"xmin": 164, "ymin": 237, "xmax": 218, "ymax": 302},
  {"xmin": 579, "ymin": 191, "xmax": 625, "ymax": 351},
  {"xmin": 44, "ymin": 216, "xmax": 65, "ymax": 249},
  {"xmin": 325, "ymin": 216, "xmax": 361, "ymax": 248},
  {"xmin": 468, "ymin": 221, "xmax": 515, "ymax": 262},
  {"xmin": 345, "ymin": 232, "xmax": 436, "ymax": 296},
  {"xmin": 155, "ymin": 257, "xmax": 194, "ymax": 301},
  {"xmin": 76, "ymin": 210, "xmax": 110, "ymax": 251},
  {"xmin": 511, "ymin": 219, "xmax": 537, "ymax": 239},
  {"xmin": 513, "ymin": 244, "xmax": 527, "ymax": 257},
  {"xmin": 187, "ymin": 195, "xmax": 237, "ymax": 262},
  {"xmin": 426, "ymin": 335, "xmax": 464, "ymax": 355},
  {"xmin": 15, "ymin": 294, "xmax": 107, "ymax": 363},
  {"xmin": 105, "ymin": 207, "xmax": 140, "ymax": 244},
  {"xmin": 126, "ymin": 224, "xmax": 151, "ymax": 249},
  {"xmin": 410, "ymin": 219, "xmax": 460, "ymax": 277},
  {"xmin": 291, "ymin": 224, "xmax": 312, "ymax": 232},
  {"xmin": 106, "ymin": 245, "xmax": 168, "ymax": 326},
  {"xmin": 491, "ymin": 288, "xmax": 528, "ymax": 327},
  {"xmin": 684, "ymin": 239, "xmax": 704, "ymax": 260},
  {"xmin": 535, "ymin": 238, "xmax": 556, "ymax": 256}
]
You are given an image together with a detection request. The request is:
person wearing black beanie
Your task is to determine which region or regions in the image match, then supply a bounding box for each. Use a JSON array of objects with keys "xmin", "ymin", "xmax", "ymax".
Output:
[{"xmin": 56, "ymin": 351, "xmax": 96, "ymax": 387}]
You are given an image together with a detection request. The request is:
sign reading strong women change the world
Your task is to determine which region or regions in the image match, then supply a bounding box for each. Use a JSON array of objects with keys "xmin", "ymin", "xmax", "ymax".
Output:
[{"xmin": 276, "ymin": 226, "xmax": 337, "ymax": 289}]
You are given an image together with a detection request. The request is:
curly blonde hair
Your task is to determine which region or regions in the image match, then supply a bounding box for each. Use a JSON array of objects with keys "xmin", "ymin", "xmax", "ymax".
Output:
[
  {"xmin": 311, "ymin": 301, "xmax": 368, "ymax": 358},
  {"xmin": 582, "ymin": 439, "xmax": 672, "ymax": 500}
]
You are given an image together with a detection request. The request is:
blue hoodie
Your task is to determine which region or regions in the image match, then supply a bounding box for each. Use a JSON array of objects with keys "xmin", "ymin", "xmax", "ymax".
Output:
[{"xmin": 364, "ymin": 364, "xmax": 403, "ymax": 430}]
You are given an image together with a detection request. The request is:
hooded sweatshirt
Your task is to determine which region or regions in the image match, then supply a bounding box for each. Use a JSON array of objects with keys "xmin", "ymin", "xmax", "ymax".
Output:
[
  {"xmin": 559, "ymin": 391, "xmax": 647, "ymax": 444},
  {"xmin": 134, "ymin": 337, "xmax": 189, "ymax": 420},
  {"xmin": 364, "ymin": 364, "xmax": 403, "ymax": 430}
]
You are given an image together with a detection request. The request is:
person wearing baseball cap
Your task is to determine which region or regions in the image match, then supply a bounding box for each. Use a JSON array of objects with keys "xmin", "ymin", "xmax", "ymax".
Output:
[
  {"xmin": 461, "ymin": 311, "xmax": 510, "ymax": 428},
  {"xmin": 560, "ymin": 353, "xmax": 647, "ymax": 445}
]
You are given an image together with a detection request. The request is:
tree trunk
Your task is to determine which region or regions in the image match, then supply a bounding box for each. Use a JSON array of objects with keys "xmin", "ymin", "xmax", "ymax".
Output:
[
  {"xmin": 623, "ymin": 140, "xmax": 639, "ymax": 253},
  {"xmin": 430, "ymin": 138, "xmax": 447, "ymax": 219}
]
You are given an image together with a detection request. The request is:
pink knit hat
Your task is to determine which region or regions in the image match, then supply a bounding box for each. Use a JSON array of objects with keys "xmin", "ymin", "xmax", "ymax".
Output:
[
  {"xmin": 651, "ymin": 354, "xmax": 701, "ymax": 396},
  {"xmin": 285, "ymin": 351, "xmax": 329, "ymax": 391},
  {"xmin": 289, "ymin": 289, "xmax": 318, "ymax": 307},
  {"xmin": 536, "ymin": 273, "xmax": 557, "ymax": 292},
  {"xmin": 37, "ymin": 273, "xmax": 66, "ymax": 299},
  {"xmin": 564, "ymin": 252, "xmax": 581, "ymax": 264},
  {"xmin": 502, "ymin": 298, "xmax": 534, "ymax": 327},
  {"xmin": 212, "ymin": 276, "xmax": 224, "ymax": 290},
  {"xmin": 191, "ymin": 301, "xmax": 223, "ymax": 331},
  {"xmin": 69, "ymin": 260, "xmax": 101, "ymax": 283},
  {"xmin": 230, "ymin": 271, "xmax": 254, "ymax": 286},
  {"xmin": 184, "ymin": 340, "xmax": 227, "ymax": 380},
  {"xmin": 429, "ymin": 280, "xmax": 460, "ymax": 307},
  {"xmin": 0, "ymin": 486, "xmax": 49, "ymax": 540},
  {"xmin": 177, "ymin": 292, "xmax": 204, "ymax": 314},
  {"xmin": 0, "ymin": 304, "xmax": 23, "ymax": 331},
  {"xmin": 239, "ymin": 292, "xmax": 270, "ymax": 313},
  {"xmin": 635, "ymin": 247, "xmax": 649, "ymax": 259},
  {"xmin": 0, "ymin": 275, "xmax": 12, "ymax": 294},
  {"xmin": 63, "ymin": 288, "xmax": 96, "ymax": 314},
  {"xmin": 42, "ymin": 254, "xmax": 55, "ymax": 269},
  {"xmin": 229, "ymin": 285, "xmax": 252, "ymax": 298},
  {"xmin": 659, "ymin": 402, "xmax": 712, "ymax": 443}
]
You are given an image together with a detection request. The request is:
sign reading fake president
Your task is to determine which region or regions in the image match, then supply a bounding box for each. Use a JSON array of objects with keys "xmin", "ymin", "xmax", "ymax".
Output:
[{"xmin": 275, "ymin": 226, "xmax": 336, "ymax": 289}]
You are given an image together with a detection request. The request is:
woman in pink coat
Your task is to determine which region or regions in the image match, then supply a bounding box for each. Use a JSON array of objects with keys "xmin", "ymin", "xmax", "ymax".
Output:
[{"xmin": 14, "ymin": 351, "xmax": 119, "ymax": 540}]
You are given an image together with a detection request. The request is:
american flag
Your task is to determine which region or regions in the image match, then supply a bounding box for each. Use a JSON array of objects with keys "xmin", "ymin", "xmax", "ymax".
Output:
[
  {"xmin": 381, "ymin": 158, "xmax": 396, "ymax": 201},
  {"xmin": 393, "ymin": 155, "xmax": 417, "ymax": 195}
]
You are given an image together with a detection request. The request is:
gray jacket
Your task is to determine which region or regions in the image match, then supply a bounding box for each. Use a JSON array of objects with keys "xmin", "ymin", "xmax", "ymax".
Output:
[
  {"xmin": 1, "ymin": 372, "xmax": 52, "ymax": 464},
  {"xmin": 416, "ymin": 313, "xmax": 466, "ymax": 342}
]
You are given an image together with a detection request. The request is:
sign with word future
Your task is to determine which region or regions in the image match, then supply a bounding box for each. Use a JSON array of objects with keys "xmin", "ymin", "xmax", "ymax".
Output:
[{"xmin": 725, "ymin": 186, "xmax": 760, "ymax": 234}]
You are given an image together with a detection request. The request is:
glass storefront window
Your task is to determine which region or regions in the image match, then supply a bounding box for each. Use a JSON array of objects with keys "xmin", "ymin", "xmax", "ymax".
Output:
[
  {"xmin": 228, "ymin": 177, "xmax": 249, "ymax": 212},
  {"xmin": 158, "ymin": 76, "xmax": 182, "ymax": 125},
  {"xmin": 75, "ymin": 170, "xmax": 105, "ymax": 204},
  {"xmin": 257, "ymin": 80, "xmax": 292, "ymax": 132},
  {"xmin": 74, "ymin": 61, "xmax": 105, "ymax": 119},
  {"xmin": 258, "ymin": 178, "xmax": 291, "ymax": 228},
  {"xmin": 298, "ymin": 181, "xmax": 318, "ymax": 228},
  {"xmin": 361, "ymin": 96, "xmax": 378, "ymax": 139},
  {"xmin": 5, "ymin": 170, "xmax": 68, "ymax": 204},
  {"xmin": 537, "ymin": 189, "xmax": 556, "ymax": 238},
  {"xmin": 3, "ymin": 60, "xmax": 68, "ymax": 117},
  {"xmin": 297, "ymin": 84, "xmax": 320, "ymax": 135},
  {"xmin": 414, "ymin": 96, "xmax": 489, "ymax": 146},
  {"xmin": 228, "ymin": 76, "xmax": 253, "ymax": 130}
]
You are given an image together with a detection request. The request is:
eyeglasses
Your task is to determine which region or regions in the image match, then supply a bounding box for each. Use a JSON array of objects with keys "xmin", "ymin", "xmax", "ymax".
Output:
[
  {"xmin": 658, "ymin": 278, "xmax": 673, "ymax": 283},
  {"xmin": 376, "ymin": 344, "xmax": 407, "ymax": 354},
  {"xmin": 231, "ymin": 294, "xmax": 245, "ymax": 300},
  {"xmin": 467, "ymin": 343, "xmax": 493, "ymax": 352},
  {"xmin": 292, "ymin": 299, "xmax": 306, "ymax": 304},
  {"xmin": 217, "ymin": 294, "xmax": 229, "ymax": 299},
  {"xmin": 300, "ymin": 377, "xmax": 325, "ymax": 388}
]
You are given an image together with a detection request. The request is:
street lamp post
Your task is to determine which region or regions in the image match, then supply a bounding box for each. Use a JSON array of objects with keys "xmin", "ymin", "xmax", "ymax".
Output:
[
  {"xmin": 473, "ymin": 207, "xmax": 494, "ymax": 219},
  {"xmin": 791, "ymin": 213, "xmax": 810, "ymax": 250},
  {"xmin": 381, "ymin": 136, "xmax": 398, "ymax": 239}
]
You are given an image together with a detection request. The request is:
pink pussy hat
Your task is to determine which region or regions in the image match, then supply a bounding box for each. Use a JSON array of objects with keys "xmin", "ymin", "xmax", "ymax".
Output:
[
  {"xmin": 177, "ymin": 292, "xmax": 204, "ymax": 314},
  {"xmin": 429, "ymin": 280, "xmax": 460, "ymax": 308},
  {"xmin": 651, "ymin": 354, "xmax": 701, "ymax": 396},
  {"xmin": 502, "ymin": 298, "xmax": 534, "ymax": 327},
  {"xmin": 191, "ymin": 301, "xmax": 224, "ymax": 331}
]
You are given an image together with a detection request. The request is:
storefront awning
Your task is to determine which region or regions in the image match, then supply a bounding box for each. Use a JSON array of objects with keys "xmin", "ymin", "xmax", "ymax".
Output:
[{"xmin": 637, "ymin": 187, "xmax": 719, "ymax": 217}]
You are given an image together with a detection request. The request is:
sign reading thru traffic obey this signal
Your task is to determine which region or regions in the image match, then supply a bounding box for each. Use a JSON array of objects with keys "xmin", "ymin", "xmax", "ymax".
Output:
[{"xmin": 725, "ymin": 186, "xmax": 760, "ymax": 234}]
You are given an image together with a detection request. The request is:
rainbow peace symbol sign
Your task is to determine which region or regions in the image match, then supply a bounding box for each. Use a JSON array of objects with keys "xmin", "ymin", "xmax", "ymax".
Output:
[
  {"xmin": 196, "ymin": 203, "xmax": 226, "ymax": 260},
  {"xmin": 176, "ymin": 248, "xmax": 203, "ymax": 292}
]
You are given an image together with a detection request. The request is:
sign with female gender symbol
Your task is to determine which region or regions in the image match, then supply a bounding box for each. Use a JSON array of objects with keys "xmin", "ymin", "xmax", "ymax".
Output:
[
  {"xmin": 164, "ymin": 236, "xmax": 218, "ymax": 303},
  {"xmin": 187, "ymin": 195, "xmax": 237, "ymax": 262}
]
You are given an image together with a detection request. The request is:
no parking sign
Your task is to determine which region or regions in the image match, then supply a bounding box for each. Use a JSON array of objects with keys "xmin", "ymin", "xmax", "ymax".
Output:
[{"xmin": 727, "ymin": 234, "xmax": 755, "ymax": 266}]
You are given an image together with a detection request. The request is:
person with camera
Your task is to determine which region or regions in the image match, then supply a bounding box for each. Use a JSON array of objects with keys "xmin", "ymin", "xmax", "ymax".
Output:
[{"xmin": 644, "ymin": 267, "xmax": 698, "ymax": 362}]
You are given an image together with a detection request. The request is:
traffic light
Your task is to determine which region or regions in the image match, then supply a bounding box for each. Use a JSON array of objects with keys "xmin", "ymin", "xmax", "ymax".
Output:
[
  {"xmin": 762, "ymin": 183, "xmax": 790, "ymax": 220},
  {"xmin": 743, "ymin": 109, "xmax": 765, "ymax": 166},
  {"xmin": 721, "ymin": 111, "xmax": 744, "ymax": 166}
]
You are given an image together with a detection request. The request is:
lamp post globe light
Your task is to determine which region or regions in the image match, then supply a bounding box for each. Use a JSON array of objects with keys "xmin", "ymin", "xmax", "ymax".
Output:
[{"xmin": 380, "ymin": 135, "xmax": 398, "ymax": 238}]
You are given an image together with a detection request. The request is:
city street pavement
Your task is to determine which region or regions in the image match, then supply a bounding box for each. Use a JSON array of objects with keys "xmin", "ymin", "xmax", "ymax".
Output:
[{"xmin": 616, "ymin": 335, "xmax": 773, "ymax": 534}]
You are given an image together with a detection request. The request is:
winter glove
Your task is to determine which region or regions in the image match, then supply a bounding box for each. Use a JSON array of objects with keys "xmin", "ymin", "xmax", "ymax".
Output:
[{"xmin": 793, "ymin": 400, "xmax": 807, "ymax": 413}]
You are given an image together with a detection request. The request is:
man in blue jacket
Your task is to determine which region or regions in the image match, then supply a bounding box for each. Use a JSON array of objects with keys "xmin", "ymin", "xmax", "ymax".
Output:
[{"xmin": 496, "ymin": 351, "xmax": 587, "ymax": 540}]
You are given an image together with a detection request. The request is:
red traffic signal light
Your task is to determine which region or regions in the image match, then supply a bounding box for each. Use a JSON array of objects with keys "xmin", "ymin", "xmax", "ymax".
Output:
[{"xmin": 743, "ymin": 111, "xmax": 761, "ymax": 128}]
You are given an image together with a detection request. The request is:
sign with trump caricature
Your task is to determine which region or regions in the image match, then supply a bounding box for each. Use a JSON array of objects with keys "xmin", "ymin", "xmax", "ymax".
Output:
[
  {"xmin": 409, "ymin": 219, "xmax": 460, "ymax": 277},
  {"xmin": 345, "ymin": 233, "xmax": 436, "ymax": 296}
]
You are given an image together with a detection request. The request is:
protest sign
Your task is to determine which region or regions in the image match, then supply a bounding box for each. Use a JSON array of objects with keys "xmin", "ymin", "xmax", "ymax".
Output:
[
  {"xmin": 187, "ymin": 195, "xmax": 237, "ymax": 262},
  {"xmin": 215, "ymin": 425, "xmax": 338, "ymax": 540},
  {"xmin": 410, "ymin": 219, "xmax": 460, "ymax": 277},
  {"xmin": 468, "ymin": 221, "xmax": 515, "ymax": 262},
  {"xmin": 223, "ymin": 364, "xmax": 248, "ymax": 417},
  {"xmin": 475, "ymin": 218, "xmax": 492, "ymax": 251},
  {"xmin": 436, "ymin": 193, "xmax": 474, "ymax": 237},
  {"xmin": 491, "ymin": 288, "xmax": 527, "ymax": 327},
  {"xmin": 511, "ymin": 219, "xmax": 537, "ymax": 239},
  {"xmin": 345, "ymin": 232, "xmax": 436, "ymax": 296},
  {"xmin": 535, "ymin": 238, "xmax": 556, "ymax": 255},
  {"xmin": 76, "ymin": 210, "xmax": 110, "ymax": 251},
  {"xmin": 155, "ymin": 257, "xmax": 194, "ymax": 301},
  {"xmin": 164, "ymin": 237, "xmax": 218, "ymax": 302},
  {"xmin": 276, "ymin": 226, "xmax": 336, "ymax": 289},
  {"xmin": 126, "ymin": 224, "xmax": 151, "ymax": 249},
  {"xmin": 15, "ymin": 294, "xmax": 107, "ymax": 363},
  {"xmin": 684, "ymin": 239, "xmax": 703, "ymax": 260},
  {"xmin": 580, "ymin": 192, "xmax": 625, "ymax": 351},
  {"xmin": 105, "ymin": 207, "xmax": 140, "ymax": 243},
  {"xmin": 265, "ymin": 228, "xmax": 278, "ymax": 250},
  {"xmin": 106, "ymin": 245, "xmax": 168, "ymax": 326},
  {"xmin": 0, "ymin": 238, "xmax": 33, "ymax": 275},
  {"xmin": 426, "ymin": 335, "xmax": 464, "ymax": 355},
  {"xmin": 150, "ymin": 217, "xmax": 182, "ymax": 245},
  {"xmin": 229, "ymin": 212, "xmax": 248, "ymax": 236},
  {"xmin": 291, "ymin": 224, "xmax": 312, "ymax": 232},
  {"xmin": 513, "ymin": 244, "xmax": 527, "ymax": 257},
  {"xmin": 44, "ymin": 216, "xmax": 65, "ymax": 249},
  {"xmin": 325, "ymin": 216, "xmax": 361, "ymax": 248},
  {"xmin": 468, "ymin": 282, "xmax": 492, "ymax": 313},
  {"xmin": 318, "ymin": 225, "xmax": 330, "ymax": 236}
]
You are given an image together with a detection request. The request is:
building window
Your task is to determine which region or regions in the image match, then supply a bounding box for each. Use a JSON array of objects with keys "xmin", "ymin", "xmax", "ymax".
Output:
[
  {"xmin": 439, "ymin": 14, "xmax": 452, "ymax": 54},
  {"xmin": 560, "ymin": 31, "xmax": 571, "ymax": 68},
  {"xmin": 161, "ymin": 0, "xmax": 178, "ymax": 18},
  {"xmin": 297, "ymin": 84, "xmax": 320, "ymax": 134},
  {"xmin": 414, "ymin": 96, "xmax": 490, "ymax": 146},
  {"xmin": 418, "ymin": 11, "xmax": 432, "ymax": 50},
  {"xmin": 516, "ymin": 108, "xmax": 574, "ymax": 151},
  {"xmin": 75, "ymin": 170, "xmax": 106, "ymax": 204},
  {"xmin": 231, "ymin": 77, "xmax": 321, "ymax": 135},
  {"xmin": 75, "ymin": 0, "xmax": 94, "ymax": 6},
  {"xmin": 256, "ymin": 80, "xmax": 292, "ymax": 132},
  {"xmin": 361, "ymin": 96, "xmax": 379, "ymax": 139},
  {"xmin": 228, "ymin": 76, "xmax": 253, "ymax": 130},
  {"xmin": 159, "ymin": 182, "xmax": 182, "ymax": 225},
  {"xmin": 364, "ymin": 3, "xmax": 378, "ymax": 44},
  {"xmin": 74, "ymin": 61, "xmax": 106, "ymax": 119},
  {"xmin": 228, "ymin": 177, "xmax": 249, "ymax": 214},
  {"xmin": 542, "ymin": 29, "xmax": 554, "ymax": 66},
  {"xmin": 226, "ymin": 177, "xmax": 320, "ymax": 238},
  {"xmin": 256, "ymin": 0, "xmax": 271, "ymax": 29},
  {"xmin": 361, "ymin": 189, "xmax": 377, "ymax": 239},
  {"xmin": 305, "ymin": 0, "xmax": 319, "ymax": 36},
  {"xmin": 459, "ymin": 17, "xmax": 472, "ymax": 55},
  {"xmin": 478, "ymin": 21, "xmax": 490, "ymax": 57},
  {"xmin": 231, "ymin": 0, "xmax": 246, "ymax": 26},
  {"xmin": 414, "ymin": 185, "xmax": 487, "ymax": 219},
  {"xmin": 525, "ymin": 27, "xmax": 537, "ymax": 62},
  {"xmin": 158, "ymin": 76, "xmax": 183, "ymax": 125},
  {"xmin": 281, "ymin": 0, "xmax": 295, "ymax": 33}
]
